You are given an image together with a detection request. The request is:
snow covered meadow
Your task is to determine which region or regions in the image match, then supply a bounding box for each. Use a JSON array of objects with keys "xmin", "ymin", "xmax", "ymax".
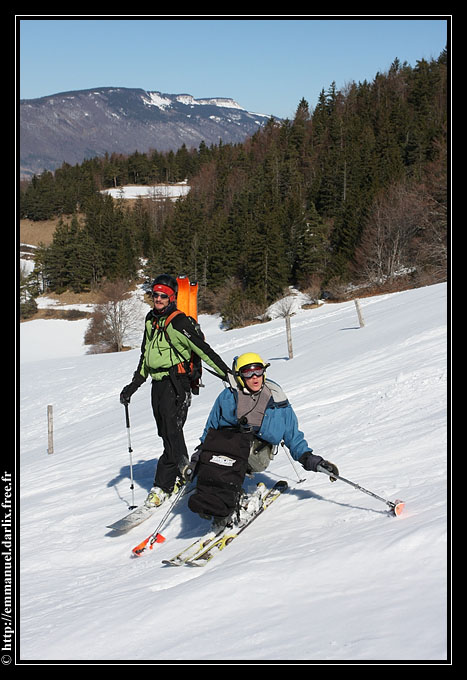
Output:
[
  {"xmin": 101, "ymin": 183, "xmax": 190, "ymax": 201},
  {"xmin": 18, "ymin": 283, "xmax": 449, "ymax": 663}
]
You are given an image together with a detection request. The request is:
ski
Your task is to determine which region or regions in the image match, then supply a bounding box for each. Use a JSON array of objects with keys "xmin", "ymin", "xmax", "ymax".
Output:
[
  {"xmin": 188, "ymin": 280, "xmax": 198, "ymax": 321},
  {"xmin": 161, "ymin": 531, "xmax": 219, "ymax": 567},
  {"xmin": 187, "ymin": 480, "xmax": 287, "ymax": 567},
  {"xmin": 162, "ymin": 480, "xmax": 288, "ymax": 567},
  {"xmin": 107, "ymin": 481, "xmax": 187, "ymax": 533},
  {"xmin": 176, "ymin": 274, "xmax": 198, "ymax": 321},
  {"xmin": 107, "ymin": 502, "xmax": 164, "ymax": 533},
  {"xmin": 176, "ymin": 275, "xmax": 190, "ymax": 316}
]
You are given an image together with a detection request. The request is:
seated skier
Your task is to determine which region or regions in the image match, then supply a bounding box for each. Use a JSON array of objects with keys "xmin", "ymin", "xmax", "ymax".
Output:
[{"xmin": 183, "ymin": 352, "xmax": 338, "ymax": 533}]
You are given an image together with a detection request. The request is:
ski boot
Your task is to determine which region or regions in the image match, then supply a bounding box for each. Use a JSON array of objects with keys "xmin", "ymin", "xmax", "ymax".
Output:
[
  {"xmin": 144, "ymin": 486, "xmax": 169, "ymax": 508},
  {"xmin": 238, "ymin": 482, "xmax": 266, "ymax": 523}
]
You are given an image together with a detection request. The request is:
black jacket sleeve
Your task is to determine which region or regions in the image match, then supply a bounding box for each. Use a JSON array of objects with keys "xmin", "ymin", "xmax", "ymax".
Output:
[
  {"xmin": 134, "ymin": 310, "xmax": 153, "ymax": 377},
  {"xmin": 170, "ymin": 313, "xmax": 230, "ymax": 378}
]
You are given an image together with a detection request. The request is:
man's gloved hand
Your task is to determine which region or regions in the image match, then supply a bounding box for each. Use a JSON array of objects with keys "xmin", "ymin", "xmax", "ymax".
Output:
[
  {"xmin": 120, "ymin": 383, "xmax": 137, "ymax": 406},
  {"xmin": 181, "ymin": 462, "xmax": 197, "ymax": 483},
  {"xmin": 298, "ymin": 451, "xmax": 325, "ymax": 472},
  {"xmin": 181, "ymin": 448, "xmax": 201, "ymax": 482},
  {"xmin": 119, "ymin": 373, "xmax": 145, "ymax": 405},
  {"xmin": 317, "ymin": 460, "xmax": 339, "ymax": 482},
  {"xmin": 298, "ymin": 452, "xmax": 339, "ymax": 481}
]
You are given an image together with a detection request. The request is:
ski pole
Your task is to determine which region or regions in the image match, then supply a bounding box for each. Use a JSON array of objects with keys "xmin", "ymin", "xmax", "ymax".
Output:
[
  {"xmin": 132, "ymin": 482, "xmax": 190, "ymax": 556},
  {"xmin": 280, "ymin": 441, "xmax": 306, "ymax": 483},
  {"xmin": 317, "ymin": 464, "xmax": 405, "ymax": 516},
  {"xmin": 124, "ymin": 404, "xmax": 137, "ymax": 510}
]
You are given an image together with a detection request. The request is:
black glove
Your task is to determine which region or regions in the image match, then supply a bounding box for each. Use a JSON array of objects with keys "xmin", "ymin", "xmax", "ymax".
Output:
[
  {"xmin": 120, "ymin": 373, "xmax": 145, "ymax": 405},
  {"xmin": 298, "ymin": 452, "xmax": 325, "ymax": 472},
  {"xmin": 181, "ymin": 447, "xmax": 201, "ymax": 482},
  {"xmin": 317, "ymin": 460, "xmax": 339, "ymax": 482},
  {"xmin": 298, "ymin": 452, "xmax": 339, "ymax": 481},
  {"xmin": 181, "ymin": 462, "xmax": 197, "ymax": 483}
]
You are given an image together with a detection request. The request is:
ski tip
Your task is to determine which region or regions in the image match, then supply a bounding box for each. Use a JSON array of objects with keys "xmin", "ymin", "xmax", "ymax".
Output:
[{"xmin": 392, "ymin": 500, "xmax": 405, "ymax": 517}]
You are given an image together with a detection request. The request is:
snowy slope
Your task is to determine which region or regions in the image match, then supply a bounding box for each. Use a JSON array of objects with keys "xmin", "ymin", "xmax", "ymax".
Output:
[
  {"xmin": 18, "ymin": 284, "xmax": 449, "ymax": 662},
  {"xmin": 101, "ymin": 183, "xmax": 190, "ymax": 200}
]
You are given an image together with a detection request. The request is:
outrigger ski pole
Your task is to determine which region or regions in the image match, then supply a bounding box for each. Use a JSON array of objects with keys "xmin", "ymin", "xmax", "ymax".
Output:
[
  {"xmin": 132, "ymin": 482, "xmax": 190, "ymax": 557},
  {"xmin": 317, "ymin": 464, "xmax": 405, "ymax": 517},
  {"xmin": 280, "ymin": 441, "xmax": 306, "ymax": 484},
  {"xmin": 124, "ymin": 404, "xmax": 137, "ymax": 510}
]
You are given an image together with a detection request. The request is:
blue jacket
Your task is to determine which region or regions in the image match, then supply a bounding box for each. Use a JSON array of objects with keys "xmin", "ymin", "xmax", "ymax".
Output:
[{"xmin": 200, "ymin": 379, "xmax": 312, "ymax": 461}]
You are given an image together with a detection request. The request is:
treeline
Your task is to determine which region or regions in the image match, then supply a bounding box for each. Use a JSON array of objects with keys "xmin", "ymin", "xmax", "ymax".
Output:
[
  {"xmin": 22, "ymin": 52, "xmax": 448, "ymax": 324},
  {"xmin": 20, "ymin": 143, "xmax": 215, "ymax": 221}
]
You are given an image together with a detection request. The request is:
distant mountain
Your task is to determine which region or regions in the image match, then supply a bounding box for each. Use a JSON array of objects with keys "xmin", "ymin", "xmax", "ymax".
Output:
[{"xmin": 20, "ymin": 87, "xmax": 277, "ymax": 177}]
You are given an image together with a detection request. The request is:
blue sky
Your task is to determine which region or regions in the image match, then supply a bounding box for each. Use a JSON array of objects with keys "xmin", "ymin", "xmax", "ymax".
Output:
[{"xmin": 18, "ymin": 17, "xmax": 448, "ymax": 119}]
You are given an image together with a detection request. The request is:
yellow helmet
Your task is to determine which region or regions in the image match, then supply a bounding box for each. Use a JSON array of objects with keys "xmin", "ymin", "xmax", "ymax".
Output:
[{"xmin": 233, "ymin": 352, "xmax": 270, "ymax": 388}]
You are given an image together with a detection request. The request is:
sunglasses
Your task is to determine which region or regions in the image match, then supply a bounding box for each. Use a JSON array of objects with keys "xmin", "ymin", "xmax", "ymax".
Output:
[
  {"xmin": 239, "ymin": 365, "xmax": 266, "ymax": 379},
  {"xmin": 152, "ymin": 292, "xmax": 169, "ymax": 300}
]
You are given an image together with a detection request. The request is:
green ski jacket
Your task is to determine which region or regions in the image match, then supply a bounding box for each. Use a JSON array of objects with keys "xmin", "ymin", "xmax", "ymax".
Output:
[{"xmin": 135, "ymin": 308, "xmax": 229, "ymax": 382}]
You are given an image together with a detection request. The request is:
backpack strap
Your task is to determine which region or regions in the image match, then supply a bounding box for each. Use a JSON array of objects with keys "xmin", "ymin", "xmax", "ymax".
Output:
[
  {"xmin": 154, "ymin": 309, "xmax": 193, "ymax": 377},
  {"xmin": 152, "ymin": 309, "xmax": 183, "ymax": 331},
  {"xmin": 165, "ymin": 310, "xmax": 183, "ymax": 327}
]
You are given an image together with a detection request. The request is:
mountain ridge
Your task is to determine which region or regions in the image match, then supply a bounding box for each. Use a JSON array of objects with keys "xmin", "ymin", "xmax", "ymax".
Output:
[{"xmin": 20, "ymin": 86, "xmax": 276, "ymax": 178}]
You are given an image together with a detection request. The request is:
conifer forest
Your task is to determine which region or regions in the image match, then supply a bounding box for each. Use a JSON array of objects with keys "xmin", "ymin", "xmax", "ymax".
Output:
[{"xmin": 20, "ymin": 52, "xmax": 448, "ymax": 325}]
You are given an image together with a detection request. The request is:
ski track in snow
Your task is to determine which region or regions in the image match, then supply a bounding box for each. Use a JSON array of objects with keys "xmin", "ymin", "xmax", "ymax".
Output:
[{"xmin": 19, "ymin": 283, "xmax": 449, "ymax": 662}]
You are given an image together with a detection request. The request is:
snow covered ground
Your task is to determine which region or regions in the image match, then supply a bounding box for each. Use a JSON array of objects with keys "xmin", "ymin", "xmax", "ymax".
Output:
[
  {"xmin": 18, "ymin": 283, "xmax": 449, "ymax": 663},
  {"xmin": 101, "ymin": 183, "xmax": 190, "ymax": 200}
]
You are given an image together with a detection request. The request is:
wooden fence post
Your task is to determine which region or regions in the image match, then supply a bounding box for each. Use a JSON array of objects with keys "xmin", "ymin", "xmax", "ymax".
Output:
[
  {"xmin": 47, "ymin": 405, "xmax": 54, "ymax": 454},
  {"xmin": 354, "ymin": 299, "xmax": 365, "ymax": 328},
  {"xmin": 285, "ymin": 314, "xmax": 293, "ymax": 359}
]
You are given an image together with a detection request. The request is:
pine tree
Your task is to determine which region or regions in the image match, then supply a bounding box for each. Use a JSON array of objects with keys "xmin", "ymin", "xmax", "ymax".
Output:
[
  {"xmin": 294, "ymin": 202, "xmax": 330, "ymax": 285},
  {"xmin": 73, "ymin": 226, "xmax": 102, "ymax": 290},
  {"xmin": 132, "ymin": 198, "xmax": 153, "ymax": 258},
  {"xmin": 43, "ymin": 218, "xmax": 76, "ymax": 291}
]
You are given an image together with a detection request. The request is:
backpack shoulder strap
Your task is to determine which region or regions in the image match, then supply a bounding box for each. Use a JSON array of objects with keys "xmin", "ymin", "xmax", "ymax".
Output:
[
  {"xmin": 158, "ymin": 310, "xmax": 189, "ymax": 368},
  {"xmin": 152, "ymin": 309, "xmax": 183, "ymax": 331},
  {"xmin": 165, "ymin": 309, "xmax": 183, "ymax": 327}
]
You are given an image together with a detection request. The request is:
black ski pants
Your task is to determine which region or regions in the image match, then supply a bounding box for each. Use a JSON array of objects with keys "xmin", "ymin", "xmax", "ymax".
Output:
[{"xmin": 151, "ymin": 375, "xmax": 191, "ymax": 492}]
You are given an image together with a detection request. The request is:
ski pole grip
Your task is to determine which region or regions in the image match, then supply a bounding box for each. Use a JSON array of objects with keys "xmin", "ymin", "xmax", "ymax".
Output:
[{"xmin": 317, "ymin": 463, "xmax": 336, "ymax": 477}]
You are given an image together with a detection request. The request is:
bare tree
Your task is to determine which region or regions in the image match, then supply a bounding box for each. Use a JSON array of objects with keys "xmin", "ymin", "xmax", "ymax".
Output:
[
  {"xmin": 85, "ymin": 280, "xmax": 144, "ymax": 353},
  {"xmin": 356, "ymin": 181, "xmax": 435, "ymax": 284}
]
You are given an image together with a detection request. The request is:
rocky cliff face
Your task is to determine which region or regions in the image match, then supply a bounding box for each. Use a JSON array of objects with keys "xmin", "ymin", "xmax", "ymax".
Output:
[{"xmin": 20, "ymin": 87, "xmax": 275, "ymax": 177}]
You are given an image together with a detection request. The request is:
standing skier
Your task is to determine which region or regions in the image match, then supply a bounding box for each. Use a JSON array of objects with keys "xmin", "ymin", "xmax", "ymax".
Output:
[
  {"xmin": 184, "ymin": 352, "xmax": 339, "ymax": 531},
  {"xmin": 120, "ymin": 274, "xmax": 231, "ymax": 508}
]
